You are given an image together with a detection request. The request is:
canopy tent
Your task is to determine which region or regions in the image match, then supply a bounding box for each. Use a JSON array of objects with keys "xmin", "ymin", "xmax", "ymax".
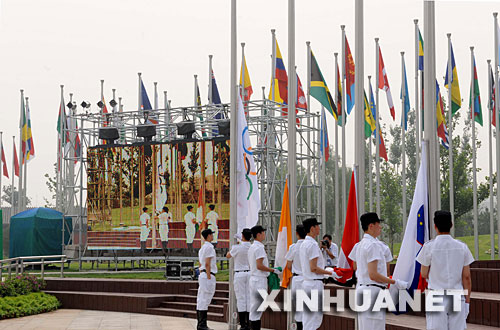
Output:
[{"xmin": 9, "ymin": 208, "xmax": 71, "ymax": 258}]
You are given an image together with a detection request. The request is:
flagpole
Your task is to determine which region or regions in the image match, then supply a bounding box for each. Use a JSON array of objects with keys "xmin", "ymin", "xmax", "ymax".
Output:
[
  {"xmin": 494, "ymin": 12, "xmax": 500, "ymax": 260},
  {"xmin": 138, "ymin": 73, "xmax": 142, "ymax": 111},
  {"xmin": 368, "ymin": 76, "xmax": 373, "ymax": 212},
  {"xmin": 0, "ymin": 132, "xmax": 3, "ymax": 208},
  {"xmin": 488, "ymin": 59, "xmax": 495, "ymax": 259},
  {"xmin": 194, "ymin": 75, "xmax": 198, "ymax": 107},
  {"xmin": 334, "ymin": 53, "xmax": 341, "ymax": 245},
  {"xmin": 288, "ymin": 0, "xmax": 297, "ymax": 236},
  {"xmin": 447, "ymin": 34, "xmax": 455, "ymax": 236},
  {"xmin": 208, "ymin": 55, "xmax": 213, "ymax": 105},
  {"xmin": 270, "ymin": 29, "xmax": 276, "ymax": 215},
  {"xmin": 11, "ymin": 137, "xmax": 15, "ymax": 216},
  {"xmin": 341, "ymin": 25, "xmax": 347, "ymax": 223},
  {"xmin": 355, "ymin": 0, "xmax": 365, "ymax": 217},
  {"xmin": 470, "ymin": 46, "xmax": 479, "ymax": 259},
  {"xmin": 306, "ymin": 41, "xmax": 312, "ymax": 216},
  {"xmin": 321, "ymin": 106, "xmax": 327, "ymax": 233},
  {"xmin": 57, "ymin": 85, "xmax": 64, "ymax": 211},
  {"xmin": 164, "ymin": 91, "xmax": 170, "ymax": 140},
  {"xmin": 401, "ymin": 52, "xmax": 407, "ymax": 231},
  {"xmin": 424, "ymin": 0, "xmax": 438, "ymax": 238},
  {"xmin": 271, "ymin": 29, "xmax": 276, "ymax": 103},
  {"xmin": 154, "ymin": 82, "xmax": 158, "ymax": 110},
  {"xmin": 23, "ymin": 97, "xmax": 28, "ymax": 210},
  {"xmin": 228, "ymin": 0, "xmax": 238, "ymax": 328},
  {"xmin": 375, "ymin": 38, "xmax": 381, "ymax": 216},
  {"xmin": 241, "ymin": 43, "xmax": 245, "ymax": 101},
  {"xmin": 414, "ymin": 19, "xmax": 421, "ymax": 169},
  {"xmin": 18, "ymin": 90, "xmax": 24, "ymax": 212}
]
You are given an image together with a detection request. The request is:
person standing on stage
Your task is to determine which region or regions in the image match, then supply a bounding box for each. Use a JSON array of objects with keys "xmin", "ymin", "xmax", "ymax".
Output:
[
  {"xmin": 416, "ymin": 210, "xmax": 473, "ymax": 330},
  {"xmin": 349, "ymin": 212, "xmax": 408, "ymax": 330},
  {"xmin": 299, "ymin": 218, "xmax": 333, "ymax": 330},
  {"xmin": 285, "ymin": 224, "xmax": 306, "ymax": 330},
  {"xmin": 226, "ymin": 228, "xmax": 252, "ymax": 330},
  {"xmin": 205, "ymin": 204, "xmax": 219, "ymax": 245},
  {"xmin": 158, "ymin": 206, "xmax": 170, "ymax": 254},
  {"xmin": 248, "ymin": 225, "xmax": 281, "ymax": 330},
  {"xmin": 139, "ymin": 207, "xmax": 150, "ymax": 252},
  {"xmin": 196, "ymin": 228, "xmax": 217, "ymax": 330},
  {"xmin": 185, "ymin": 205, "xmax": 197, "ymax": 251},
  {"xmin": 320, "ymin": 234, "xmax": 339, "ymax": 268}
]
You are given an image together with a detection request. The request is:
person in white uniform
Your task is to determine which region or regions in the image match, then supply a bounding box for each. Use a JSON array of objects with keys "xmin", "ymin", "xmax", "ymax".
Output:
[
  {"xmin": 226, "ymin": 228, "xmax": 252, "ymax": 330},
  {"xmin": 139, "ymin": 207, "xmax": 150, "ymax": 252},
  {"xmin": 349, "ymin": 212, "xmax": 408, "ymax": 330},
  {"xmin": 248, "ymin": 225, "xmax": 281, "ymax": 330},
  {"xmin": 416, "ymin": 210, "xmax": 473, "ymax": 330},
  {"xmin": 299, "ymin": 218, "xmax": 335, "ymax": 330},
  {"xmin": 185, "ymin": 205, "xmax": 197, "ymax": 251},
  {"xmin": 320, "ymin": 234, "xmax": 339, "ymax": 267},
  {"xmin": 205, "ymin": 204, "xmax": 219, "ymax": 245},
  {"xmin": 285, "ymin": 224, "xmax": 307, "ymax": 330},
  {"xmin": 158, "ymin": 206, "xmax": 171, "ymax": 254},
  {"xmin": 197, "ymin": 228, "xmax": 217, "ymax": 330}
]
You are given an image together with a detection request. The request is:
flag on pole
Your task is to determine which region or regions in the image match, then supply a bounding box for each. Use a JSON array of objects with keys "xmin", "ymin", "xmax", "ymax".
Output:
[
  {"xmin": 310, "ymin": 50, "xmax": 338, "ymax": 119},
  {"xmin": 364, "ymin": 90, "xmax": 376, "ymax": 138},
  {"xmin": 401, "ymin": 56, "xmax": 411, "ymax": 130},
  {"xmin": 436, "ymin": 81, "xmax": 450, "ymax": 149},
  {"xmin": 336, "ymin": 63, "xmax": 343, "ymax": 124},
  {"xmin": 469, "ymin": 55, "xmax": 483, "ymax": 126},
  {"xmin": 418, "ymin": 28, "xmax": 424, "ymax": 71},
  {"xmin": 369, "ymin": 81, "xmax": 388, "ymax": 161},
  {"xmin": 20, "ymin": 97, "xmax": 27, "ymax": 163},
  {"xmin": 333, "ymin": 170, "xmax": 359, "ymax": 283},
  {"xmin": 320, "ymin": 111, "xmax": 329, "ymax": 161},
  {"xmin": 378, "ymin": 47, "xmax": 396, "ymax": 120},
  {"xmin": 296, "ymin": 73, "xmax": 307, "ymax": 111},
  {"xmin": 391, "ymin": 141, "xmax": 429, "ymax": 299},
  {"xmin": 140, "ymin": 79, "xmax": 159, "ymax": 125},
  {"xmin": 276, "ymin": 179, "xmax": 292, "ymax": 288},
  {"xmin": 345, "ymin": 36, "xmax": 355, "ymax": 114},
  {"xmin": 444, "ymin": 44, "xmax": 462, "ymax": 116},
  {"xmin": 379, "ymin": 130, "xmax": 389, "ymax": 162},
  {"xmin": 268, "ymin": 39, "xmax": 288, "ymax": 105},
  {"xmin": 56, "ymin": 94, "xmax": 68, "ymax": 171},
  {"xmin": 236, "ymin": 95, "xmax": 260, "ymax": 235},
  {"xmin": 239, "ymin": 54, "xmax": 253, "ymax": 101},
  {"xmin": 490, "ymin": 66, "xmax": 496, "ymax": 127},
  {"xmin": 1, "ymin": 141, "xmax": 8, "ymax": 178},
  {"xmin": 25, "ymin": 99, "xmax": 35, "ymax": 161},
  {"xmin": 13, "ymin": 141, "xmax": 19, "ymax": 177}
]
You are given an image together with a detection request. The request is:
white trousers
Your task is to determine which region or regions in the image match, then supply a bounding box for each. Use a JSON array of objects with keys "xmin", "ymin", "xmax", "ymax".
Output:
[
  {"xmin": 208, "ymin": 224, "xmax": 218, "ymax": 243},
  {"xmin": 196, "ymin": 272, "xmax": 216, "ymax": 310},
  {"xmin": 355, "ymin": 285, "xmax": 385, "ymax": 330},
  {"xmin": 301, "ymin": 279, "xmax": 324, "ymax": 330},
  {"xmin": 291, "ymin": 275, "xmax": 304, "ymax": 322},
  {"xmin": 186, "ymin": 225, "xmax": 196, "ymax": 244},
  {"xmin": 159, "ymin": 224, "xmax": 168, "ymax": 242},
  {"xmin": 140, "ymin": 225, "xmax": 150, "ymax": 241},
  {"xmin": 425, "ymin": 294, "xmax": 467, "ymax": 330},
  {"xmin": 249, "ymin": 276, "xmax": 267, "ymax": 321},
  {"xmin": 234, "ymin": 271, "xmax": 250, "ymax": 312}
]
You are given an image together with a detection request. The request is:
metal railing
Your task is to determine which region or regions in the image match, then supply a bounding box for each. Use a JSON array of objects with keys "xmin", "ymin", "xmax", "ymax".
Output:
[{"xmin": 0, "ymin": 255, "xmax": 67, "ymax": 280}]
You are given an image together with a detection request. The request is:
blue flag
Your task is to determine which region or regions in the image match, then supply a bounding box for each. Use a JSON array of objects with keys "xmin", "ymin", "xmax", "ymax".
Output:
[
  {"xmin": 140, "ymin": 79, "xmax": 158, "ymax": 124},
  {"xmin": 320, "ymin": 110, "xmax": 329, "ymax": 161},
  {"xmin": 400, "ymin": 57, "xmax": 411, "ymax": 131}
]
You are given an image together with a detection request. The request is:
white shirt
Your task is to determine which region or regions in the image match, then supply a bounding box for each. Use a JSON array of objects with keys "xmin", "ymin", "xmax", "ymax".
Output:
[
  {"xmin": 184, "ymin": 211, "xmax": 196, "ymax": 227},
  {"xmin": 416, "ymin": 234, "xmax": 474, "ymax": 290},
  {"xmin": 377, "ymin": 238, "xmax": 393, "ymax": 263},
  {"xmin": 206, "ymin": 211, "xmax": 219, "ymax": 227},
  {"xmin": 300, "ymin": 236, "xmax": 325, "ymax": 280},
  {"xmin": 285, "ymin": 239, "xmax": 305, "ymax": 275},
  {"xmin": 158, "ymin": 212, "xmax": 169, "ymax": 226},
  {"xmin": 323, "ymin": 242, "xmax": 339, "ymax": 267},
  {"xmin": 140, "ymin": 213, "xmax": 150, "ymax": 226},
  {"xmin": 229, "ymin": 241, "xmax": 251, "ymax": 271},
  {"xmin": 248, "ymin": 240, "xmax": 269, "ymax": 277},
  {"xmin": 199, "ymin": 242, "xmax": 217, "ymax": 274},
  {"xmin": 349, "ymin": 233, "xmax": 387, "ymax": 286}
]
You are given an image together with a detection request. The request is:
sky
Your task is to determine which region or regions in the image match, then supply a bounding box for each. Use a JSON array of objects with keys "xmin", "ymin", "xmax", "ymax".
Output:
[{"xmin": 0, "ymin": 0, "xmax": 498, "ymax": 205}]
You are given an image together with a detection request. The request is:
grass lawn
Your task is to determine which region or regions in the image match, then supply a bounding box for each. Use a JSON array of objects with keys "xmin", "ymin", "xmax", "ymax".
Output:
[{"xmin": 62, "ymin": 269, "xmax": 230, "ymax": 281}]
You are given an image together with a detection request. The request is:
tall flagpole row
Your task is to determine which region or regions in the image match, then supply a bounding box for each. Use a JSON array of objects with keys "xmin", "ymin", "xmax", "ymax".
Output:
[
  {"xmin": 470, "ymin": 46, "xmax": 479, "ymax": 260},
  {"xmin": 447, "ymin": 33, "xmax": 455, "ymax": 237},
  {"xmin": 487, "ymin": 59, "xmax": 495, "ymax": 260},
  {"xmin": 401, "ymin": 52, "xmax": 407, "ymax": 231},
  {"xmin": 368, "ymin": 75, "xmax": 373, "ymax": 212},
  {"xmin": 334, "ymin": 52, "xmax": 341, "ymax": 246},
  {"xmin": 414, "ymin": 19, "xmax": 421, "ymax": 170},
  {"xmin": 375, "ymin": 38, "xmax": 381, "ymax": 217},
  {"xmin": 341, "ymin": 25, "xmax": 347, "ymax": 224}
]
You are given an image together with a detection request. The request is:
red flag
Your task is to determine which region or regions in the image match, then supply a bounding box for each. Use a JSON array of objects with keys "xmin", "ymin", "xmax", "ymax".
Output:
[
  {"xmin": 13, "ymin": 141, "xmax": 19, "ymax": 177},
  {"xmin": 294, "ymin": 73, "xmax": 305, "ymax": 125},
  {"xmin": 1, "ymin": 142, "xmax": 8, "ymax": 178},
  {"xmin": 377, "ymin": 48, "xmax": 396, "ymax": 120},
  {"xmin": 379, "ymin": 130, "xmax": 388, "ymax": 162}
]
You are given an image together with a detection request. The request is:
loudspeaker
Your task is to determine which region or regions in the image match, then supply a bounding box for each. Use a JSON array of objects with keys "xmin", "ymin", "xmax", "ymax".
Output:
[
  {"xmin": 217, "ymin": 120, "xmax": 230, "ymax": 136},
  {"xmin": 166, "ymin": 261, "xmax": 181, "ymax": 277},
  {"xmin": 98, "ymin": 127, "xmax": 119, "ymax": 144},
  {"xmin": 176, "ymin": 122, "xmax": 196, "ymax": 138},
  {"xmin": 137, "ymin": 125, "xmax": 156, "ymax": 141}
]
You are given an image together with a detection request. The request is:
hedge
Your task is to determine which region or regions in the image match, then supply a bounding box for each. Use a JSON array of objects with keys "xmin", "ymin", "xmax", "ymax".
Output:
[
  {"xmin": 0, "ymin": 275, "xmax": 45, "ymax": 297},
  {"xmin": 0, "ymin": 292, "xmax": 60, "ymax": 319}
]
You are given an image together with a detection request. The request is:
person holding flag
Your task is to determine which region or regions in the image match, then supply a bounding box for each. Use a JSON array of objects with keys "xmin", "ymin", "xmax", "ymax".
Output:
[
  {"xmin": 184, "ymin": 205, "xmax": 197, "ymax": 252},
  {"xmin": 416, "ymin": 210, "xmax": 473, "ymax": 330}
]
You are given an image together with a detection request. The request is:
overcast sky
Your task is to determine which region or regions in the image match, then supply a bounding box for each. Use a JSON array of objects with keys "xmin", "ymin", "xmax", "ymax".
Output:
[{"xmin": 0, "ymin": 0, "xmax": 498, "ymax": 205}]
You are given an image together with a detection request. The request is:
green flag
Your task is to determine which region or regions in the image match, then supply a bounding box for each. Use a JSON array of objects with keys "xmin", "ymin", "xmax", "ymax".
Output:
[{"xmin": 310, "ymin": 50, "xmax": 338, "ymax": 119}]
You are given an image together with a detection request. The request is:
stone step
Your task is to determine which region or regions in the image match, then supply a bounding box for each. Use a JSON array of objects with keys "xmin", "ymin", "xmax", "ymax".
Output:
[
  {"xmin": 162, "ymin": 294, "xmax": 228, "ymax": 305},
  {"xmin": 189, "ymin": 288, "xmax": 229, "ymax": 298},
  {"xmin": 160, "ymin": 301, "xmax": 224, "ymax": 314},
  {"xmin": 147, "ymin": 307, "xmax": 225, "ymax": 323}
]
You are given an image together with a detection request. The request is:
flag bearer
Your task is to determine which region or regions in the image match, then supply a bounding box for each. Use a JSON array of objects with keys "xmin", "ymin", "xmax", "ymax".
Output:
[
  {"xmin": 248, "ymin": 225, "xmax": 281, "ymax": 330},
  {"xmin": 226, "ymin": 228, "xmax": 252, "ymax": 330},
  {"xmin": 299, "ymin": 218, "xmax": 333, "ymax": 330},
  {"xmin": 205, "ymin": 204, "xmax": 219, "ymax": 244},
  {"xmin": 416, "ymin": 210, "xmax": 473, "ymax": 330},
  {"xmin": 285, "ymin": 224, "xmax": 307, "ymax": 330},
  {"xmin": 139, "ymin": 207, "xmax": 150, "ymax": 252},
  {"xmin": 349, "ymin": 212, "xmax": 408, "ymax": 330},
  {"xmin": 158, "ymin": 206, "xmax": 170, "ymax": 254},
  {"xmin": 197, "ymin": 228, "xmax": 217, "ymax": 330}
]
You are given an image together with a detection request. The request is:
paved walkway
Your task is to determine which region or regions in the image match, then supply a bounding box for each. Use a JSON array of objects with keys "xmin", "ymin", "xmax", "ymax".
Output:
[{"xmin": 0, "ymin": 309, "xmax": 229, "ymax": 330}]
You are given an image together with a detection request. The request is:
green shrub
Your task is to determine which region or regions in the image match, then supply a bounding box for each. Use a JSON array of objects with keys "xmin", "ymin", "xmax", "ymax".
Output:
[
  {"xmin": 0, "ymin": 292, "xmax": 60, "ymax": 319},
  {"xmin": 0, "ymin": 275, "xmax": 45, "ymax": 297}
]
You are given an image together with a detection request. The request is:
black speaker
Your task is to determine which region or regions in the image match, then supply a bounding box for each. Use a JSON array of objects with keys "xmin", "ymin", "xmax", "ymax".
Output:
[
  {"xmin": 176, "ymin": 122, "xmax": 196, "ymax": 138},
  {"xmin": 166, "ymin": 262, "xmax": 181, "ymax": 277},
  {"xmin": 98, "ymin": 127, "xmax": 119, "ymax": 144},
  {"xmin": 217, "ymin": 120, "xmax": 230, "ymax": 136},
  {"xmin": 137, "ymin": 125, "xmax": 156, "ymax": 141}
]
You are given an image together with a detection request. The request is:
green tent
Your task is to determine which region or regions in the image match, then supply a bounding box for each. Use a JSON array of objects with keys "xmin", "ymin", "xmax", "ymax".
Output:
[{"xmin": 9, "ymin": 208, "xmax": 71, "ymax": 258}]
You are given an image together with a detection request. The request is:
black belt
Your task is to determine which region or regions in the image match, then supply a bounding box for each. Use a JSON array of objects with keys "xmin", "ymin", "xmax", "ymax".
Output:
[
  {"xmin": 201, "ymin": 270, "xmax": 216, "ymax": 276},
  {"xmin": 314, "ymin": 279, "xmax": 325, "ymax": 282},
  {"xmin": 292, "ymin": 273, "xmax": 301, "ymax": 277},
  {"xmin": 235, "ymin": 270, "xmax": 249, "ymax": 273},
  {"xmin": 361, "ymin": 284, "xmax": 386, "ymax": 290}
]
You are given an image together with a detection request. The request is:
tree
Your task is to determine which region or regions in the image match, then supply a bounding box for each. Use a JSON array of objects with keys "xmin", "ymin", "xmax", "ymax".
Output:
[
  {"xmin": 379, "ymin": 161, "xmax": 402, "ymax": 252},
  {"xmin": 2, "ymin": 185, "xmax": 31, "ymax": 207},
  {"xmin": 44, "ymin": 163, "xmax": 58, "ymax": 207}
]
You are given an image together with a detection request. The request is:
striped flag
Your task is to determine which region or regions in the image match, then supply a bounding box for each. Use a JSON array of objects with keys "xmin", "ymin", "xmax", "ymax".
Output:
[
  {"xmin": 320, "ymin": 110, "xmax": 329, "ymax": 161},
  {"xmin": 469, "ymin": 54, "xmax": 483, "ymax": 126},
  {"xmin": 345, "ymin": 36, "xmax": 355, "ymax": 114},
  {"xmin": 239, "ymin": 54, "xmax": 253, "ymax": 101},
  {"xmin": 1, "ymin": 141, "xmax": 8, "ymax": 178},
  {"xmin": 268, "ymin": 39, "xmax": 288, "ymax": 105},
  {"xmin": 378, "ymin": 47, "xmax": 396, "ymax": 120},
  {"xmin": 490, "ymin": 66, "xmax": 496, "ymax": 127},
  {"xmin": 25, "ymin": 99, "xmax": 35, "ymax": 161},
  {"xmin": 276, "ymin": 179, "xmax": 292, "ymax": 288},
  {"xmin": 13, "ymin": 141, "xmax": 19, "ymax": 177},
  {"xmin": 444, "ymin": 43, "xmax": 462, "ymax": 116}
]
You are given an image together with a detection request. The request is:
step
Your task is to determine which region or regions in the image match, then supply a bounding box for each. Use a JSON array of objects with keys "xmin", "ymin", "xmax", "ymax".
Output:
[
  {"xmin": 160, "ymin": 301, "xmax": 224, "ymax": 314},
  {"xmin": 162, "ymin": 294, "xmax": 228, "ymax": 305},
  {"xmin": 147, "ymin": 307, "xmax": 225, "ymax": 323},
  {"xmin": 189, "ymin": 288, "xmax": 229, "ymax": 298}
]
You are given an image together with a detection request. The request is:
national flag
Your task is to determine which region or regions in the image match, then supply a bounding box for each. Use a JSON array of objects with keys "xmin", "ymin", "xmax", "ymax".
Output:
[
  {"xmin": 210, "ymin": 69, "xmax": 224, "ymax": 135},
  {"xmin": 310, "ymin": 50, "xmax": 338, "ymax": 119},
  {"xmin": 320, "ymin": 111, "xmax": 329, "ymax": 161},
  {"xmin": 1, "ymin": 141, "xmax": 8, "ymax": 178},
  {"xmin": 498, "ymin": 25, "xmax": 500, "ymax": 66},
  {"xmin": 418, "ymin": 28, "xmax": 424, "ymax": 71},
  {"xmin": 13, "ymin": 141, "xmax": 19, "ymax": 177},
  {"xmin": 436, "ymin": 81, "xmax": 450, "ymax": 149},
  {"xmin": 364, "ymin": 90, "xmax": 376, "ymax": 138},
  {"xmin": 336, "ymin": 63, "xmax": 343, "ymax": 125},
  {"xmin": 195, "ymin": 79, "xmax": 207, "ymax": 137},
  {"xmin": 369, "ymin": 81, "xmax": 388, "ymax": 161},
  {"xmin": 140, "ymin": 78, "xmax": 159, "ymax": 125},
  {"xmin": 239, "ymin": 54, "xmax": 253, "ymax": 101},
  {"xmin": 379, "ymin": 130, "xmax": 389, "ymax": 162},
  {"xmin": 444, "ymin": 43, "xmax": 462, "ymax": 116},
  {"xmin": 268, "ymin": 39, "xmax": 288, "ymax": 105},
  {"xmin": 25, "ymin": 99, "xmax": 35, "ymax": 161},
  {"xmin": 490, "ymin": 66, "xmax": 496, "ymax": 127},
  {"xmin": 74, "ymin": 124, "xmax": 81, "ymax": 163},
  {"xmin": 333, "ymin": 170, "xmax": 359, "ymax": 283},
  {"xmin": 276, "ymin": 179, "xmax": 292, "ymax": 288},
  {"xmin": 391, "ymin": 141, "xmax": 429, "ymax": 301},
  {"xmin": 20, "ymin": 96, "xmax": 27, "ymax": 163},
  {"xmin": 56, "ymin": 93, "xmax": 69, "ymax": 171},
  {"xmin": 296, "ymin": 73, "xmax": 307, "ymax": 111},
  {"xmin": 378, "ymin": 47, "xmax": 396, "ymax": 120},
  {"xmin": 345, "ymin": 36, "xmax": 355, "ymax": 114},
  {"xmin": 236, "ymin": 95, "xmax": 260, "ymax": 235},
  {"xmin": 196, "ymin": 183, "xmax": 205, "ymax": 229},
  {"xmin": 469, "ymin": 55, "xmax": 483, "ymax": 126},
  {"xmin": 401, "ymin": 56, "xmax": 411, "ymax": 131}
]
